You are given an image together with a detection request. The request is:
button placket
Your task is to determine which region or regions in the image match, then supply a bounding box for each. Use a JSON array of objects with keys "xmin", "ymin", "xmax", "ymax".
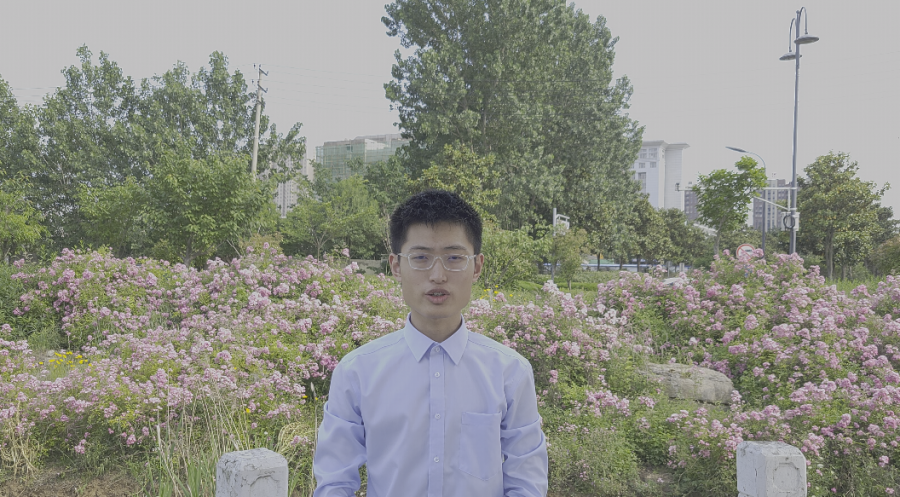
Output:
[{"xmin": 427, "ymin": 345, "xmax": 446, "ymax": 496}]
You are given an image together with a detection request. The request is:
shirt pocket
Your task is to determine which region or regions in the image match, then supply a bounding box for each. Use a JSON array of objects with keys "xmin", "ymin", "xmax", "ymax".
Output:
[{"xmin": 458, "ymin": 411, "xmax": 502, "ymax": 480}]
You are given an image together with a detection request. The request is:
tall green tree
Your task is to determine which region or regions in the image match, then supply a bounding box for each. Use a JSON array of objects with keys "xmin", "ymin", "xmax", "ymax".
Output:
[
  {"xmin": 408, "ymin": 144, "xmax": 501, "ymax": 219},
  {"xmin": 363, "ymin": 156, "xmax": 414, "ymax": 255},
  {"xmin": 696, "ymin": 156, "xmax": 767, "ymax": 254},
  {"xmin": 145, "ymin": 150, "xmax": 270, "ymax": 267},
  {"xmin": 281, "ymin": 176, "xmax": 383, "ymax": 259},
  {"xmin": 631, "ymin": 198, "xmax": 674, "ymax": 271},
  {"xmin": 660, "ymin": 208, "xmax": 709, "ymax": 268},
  {"xmin": 77, "ymin": 177, "xmax": 148, "ymax": 257},
  {"xmin": 797, "ymin": 152, "xmax": 888, "ymax": 279},
  {"xmin": 480, "ymin": 222, "xmax": 548, "ymax": 290},
  {"xmin": 26, "ymin": 47, "xmax": 143, "ymax": 245},
  {"xmin": 547, "ymin": 225, "xmax": 589, "ymax": 289},
  {"xmin": 0, "ymin": 175, "xmax": 46, "ymax": 263},
  {"xmin": 383, "ymin": 0, "xmax": 642, "ymax": 229},
  {"xmin": 590, "ymin": 202, "xmax": 638, "ymax": 270},
  {"xmin": 328, "ymin": 176, "xmax": 384, "ymax": 259},
  {"xmin": 0, "ymin": 76, "xmax": 41, "ymax": 184},
  {"xmin": 872, "ymin": 235, "xmax": 900, "ymax": 276},
  {"xmin": 18, "ymin": 47, "xmax": 304, "ymax": 253}
]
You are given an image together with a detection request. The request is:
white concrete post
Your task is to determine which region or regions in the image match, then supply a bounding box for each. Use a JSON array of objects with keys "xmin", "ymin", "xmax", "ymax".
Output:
[
  {"xmin": 216, "ymin": 448, "xmax": 289, "ymax": 497},
  {"xmin": 737, "ymin": 441, "xmax": 806, "ymax": 497}
]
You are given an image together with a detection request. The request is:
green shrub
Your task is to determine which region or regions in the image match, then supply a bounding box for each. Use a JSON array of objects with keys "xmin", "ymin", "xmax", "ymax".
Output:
[{"xmin": 545, "ymin": 409, "xmax": 657, "ymax": 496}]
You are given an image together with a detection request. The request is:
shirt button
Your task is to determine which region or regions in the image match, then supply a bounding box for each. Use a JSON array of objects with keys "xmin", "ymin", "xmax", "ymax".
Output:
[
  {"xmin": 432, "ymin": 346, "xmax": 441, "ymax": 354},
  {"xmin": 435, "ymin": 414, "xmax": 441, "ymax": 419},
  {"xmin": 434, "ymin": 372, "xmax": 440, "ymax": 378},
  {"xmin": 434, "ymin": 457, "xmax": 440, "ymax": 463}
]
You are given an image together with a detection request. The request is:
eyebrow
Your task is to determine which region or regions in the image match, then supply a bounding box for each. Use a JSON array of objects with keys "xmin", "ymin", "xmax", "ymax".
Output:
[{"xmin": 407, "ymin": 245, "xmax": 470, "ymax": 252}]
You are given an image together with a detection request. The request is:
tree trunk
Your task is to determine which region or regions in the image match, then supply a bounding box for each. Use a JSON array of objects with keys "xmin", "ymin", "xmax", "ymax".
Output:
[{"xmin": 825, "ymin": 236, "xmax": 834, "ymax": 279}]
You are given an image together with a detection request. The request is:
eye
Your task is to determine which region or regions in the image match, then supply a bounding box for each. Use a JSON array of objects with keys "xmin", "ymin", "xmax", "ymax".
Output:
[
  {"xmin": 445, "ymin": 255, "xmax": 466, "ymax": 262},
  {"xmin": 409, "ymin": 254, "xmax": 430, "ymax": 261}
]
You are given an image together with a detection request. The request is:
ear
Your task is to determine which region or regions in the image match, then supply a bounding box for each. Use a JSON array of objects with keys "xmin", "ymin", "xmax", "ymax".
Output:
[
  {"xmin": 389, "ymin": 253, "xmax": 402, "ymax": 280},
  {"xmin": 471, "ymin": 253, "xmax": 485, "ymax": 283}
]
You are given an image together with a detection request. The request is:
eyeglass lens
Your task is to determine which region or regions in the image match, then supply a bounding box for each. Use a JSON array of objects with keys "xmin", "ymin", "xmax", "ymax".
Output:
[{"xmin": 406, "ymin": 253, "xmax": 469, "ymax": 271}]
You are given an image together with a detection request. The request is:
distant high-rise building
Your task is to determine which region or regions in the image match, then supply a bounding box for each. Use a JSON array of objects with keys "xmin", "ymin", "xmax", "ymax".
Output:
[
  {"xmin": 684, "ymin": 189, "xmax": 700, "ymax": 222},
  {"xmin": 316, "ymin": 134, "xmax": 410, "ymax": 182},
  {"xmin": 752, "ymin": 178, "xmax": 792, "ymax": 231},
  {"xmin": 630, "ymin": 141, "xmax": 689, "ymax": 210},
  {"xmin": 272, "ymin": 157, "xmax": 312, "ymax": 218}
]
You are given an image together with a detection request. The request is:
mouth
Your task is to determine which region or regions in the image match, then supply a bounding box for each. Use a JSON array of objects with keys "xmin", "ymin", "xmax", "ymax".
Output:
[{"xmin": 425, "ymin": 290, "xmax": 450, "ymax": 303}]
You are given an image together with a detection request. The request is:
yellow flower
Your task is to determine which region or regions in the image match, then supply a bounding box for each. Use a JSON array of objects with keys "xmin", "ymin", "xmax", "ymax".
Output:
[
  {"xmin": 76, "ymin": 355, "xmax": 83, "ymax": 359},
  {"xmin": 39, "ymin": 361, "xmax": 44, "ymax": 365},
  {"xmin": 245, "ymin": 408, "xmax": 251, "ymax": 413}
]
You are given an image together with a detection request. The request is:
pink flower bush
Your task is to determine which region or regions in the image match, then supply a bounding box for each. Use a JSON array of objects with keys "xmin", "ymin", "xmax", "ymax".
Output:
[
  {"xmin": 4, "ymin": 248, "xmax": 900, "ymax": 494},
  {"xmin": 1, "ymin": 249, "xmax": 407, "ymax": 458},
  {"xmin": 598, "ymin": 253, "xmax": 900, "ymax": 494}
]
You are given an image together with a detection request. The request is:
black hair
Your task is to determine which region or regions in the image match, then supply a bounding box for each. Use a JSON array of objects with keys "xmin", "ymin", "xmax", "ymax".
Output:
[{"xmin": 389, "ymin": 189, "xmax": 482, "ymax": 254}]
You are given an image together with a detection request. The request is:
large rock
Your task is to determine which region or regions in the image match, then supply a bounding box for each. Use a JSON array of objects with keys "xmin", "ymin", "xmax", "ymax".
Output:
[
  {"xmin": 216, "ymin": 448, "xmax": 288, "ymax": 497},
  {"xmin": 642, "ymin": 362, "xmax": 734, "ymax": 404}
]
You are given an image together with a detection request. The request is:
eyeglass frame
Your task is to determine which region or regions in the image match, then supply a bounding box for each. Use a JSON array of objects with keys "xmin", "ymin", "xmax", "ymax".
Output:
[{"xmin": 394, "ymin": 252, "xmax": 479, "ymax": 272}]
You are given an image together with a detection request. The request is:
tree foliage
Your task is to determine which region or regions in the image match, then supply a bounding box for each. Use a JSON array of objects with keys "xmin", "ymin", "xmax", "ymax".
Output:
[
  {"xmin": 481, "ymin": 222, "xmax": 548, "ymax": 290},
  {"xmin": 659, "ymin": 208, "xmax": 709, "ymax": 268},
  {"xmin": 77, "ymin": 177, "xmax": 148, "ymax": 258},
  {"xmin": 548, "ymin": 226, "xmax": 589, "ymax": 289},
  {"xmin": 872, "ymin": 236, "xmax": 900, "ymax": 276},
  {"xmin": 0, "ymin": 175, "xmax": 46, "ymax": 262},
  {"xmin": 408, "ymin": 144, "xmax": 501, "ymax": 219},
  {"xmin": 631, "ymin": 197, "xmax": 674, "ymax": 271},
  {"xmin": 696, "ymin": 156, "xmax": 767, "ymax": 253},
  {"xmin": 144, "ymin": 150, "xmax": 270, "ymax": 267},
  {"xmin": 798, "ymin": 152, "xmax": 888, "ymax": 279},
  {"xmin": 8, "ymin": 47, "xmax": 304, "ymax": 256},
  {"xmin": 281, "ymin": 176, "xmax": 383, "ymax": 260},
  {"xmin": 383, "ymin": 0, "xmax": 642, "ymax": 230}
]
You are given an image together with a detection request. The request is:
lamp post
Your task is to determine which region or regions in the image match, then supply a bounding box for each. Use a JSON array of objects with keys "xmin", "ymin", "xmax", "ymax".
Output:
[
  {"xmin": 780, "ymin": 7, "xmax": 819, "ymax": 254},
  {"xmin": 726, "ymin": 147, "xmax": 768, "ymax": 254}
]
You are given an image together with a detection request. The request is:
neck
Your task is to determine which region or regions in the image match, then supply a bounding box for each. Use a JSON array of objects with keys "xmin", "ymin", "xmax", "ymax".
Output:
[{"xmin": 410, "ymin": 314, "xmax": 462, "ymax": 343}]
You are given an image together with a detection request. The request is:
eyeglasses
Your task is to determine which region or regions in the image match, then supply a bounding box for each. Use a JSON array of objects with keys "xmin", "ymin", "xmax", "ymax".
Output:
[{"xmin": 396, "ymin": 253, "xmax": 477, "ymax": 271}]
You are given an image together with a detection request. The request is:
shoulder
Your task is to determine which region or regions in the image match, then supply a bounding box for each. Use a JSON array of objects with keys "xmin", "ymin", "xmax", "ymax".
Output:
[
  {"xmin": 467, "ymin": 331, "xmax": 534, "ymax": 374},
  {"xmin": 338, "ymin": 329, "xmax": 406, "ymax": 368}
]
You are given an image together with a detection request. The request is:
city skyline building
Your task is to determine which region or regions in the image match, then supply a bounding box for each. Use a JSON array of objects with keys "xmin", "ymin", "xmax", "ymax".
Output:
[
  {"xmin": 753, "ymin": 178, "xmax": 792, "ymax": 232},
  {"xmin": 273, "ymin": 157, "xmax": 312, "ymax": 218},
  {"xmin": 684, "ymin": 189, "xmax": 699, "ymax": 222},
  {"xmin": 630, "ymin": 140, "xmax": 689, "ymax": 210},
  {"xmin": 315, "ymin": 134, "xmax": 410, "ymax": 182}
]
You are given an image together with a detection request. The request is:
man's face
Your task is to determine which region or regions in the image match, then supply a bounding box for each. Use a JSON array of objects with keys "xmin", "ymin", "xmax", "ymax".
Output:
[{"xmin": 389, "ymin": 222, "xmax": 484, "ymax": 335}]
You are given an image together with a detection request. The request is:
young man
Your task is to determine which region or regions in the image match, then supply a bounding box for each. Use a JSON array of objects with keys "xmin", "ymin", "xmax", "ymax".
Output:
[{"xmin": 313, "ymin": 190, "xmax": 548, "ymax": 496}]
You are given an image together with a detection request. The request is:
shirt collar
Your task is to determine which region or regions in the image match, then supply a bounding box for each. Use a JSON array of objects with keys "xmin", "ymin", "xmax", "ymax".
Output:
[{"xmin": 402, "ymin": 314, "xmax": 469, "ymax": 365}]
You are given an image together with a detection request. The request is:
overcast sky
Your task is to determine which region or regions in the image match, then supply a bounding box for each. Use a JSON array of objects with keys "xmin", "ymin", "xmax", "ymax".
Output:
[{"xmin": 3, "ymin": 0, "xmax": 898, "ymax": 214}]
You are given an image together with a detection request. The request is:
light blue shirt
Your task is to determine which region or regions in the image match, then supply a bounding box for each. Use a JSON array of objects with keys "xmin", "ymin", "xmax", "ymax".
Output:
[{"xmin": 313, "ymin": 316, "xmax": 548, "ymax": 497}]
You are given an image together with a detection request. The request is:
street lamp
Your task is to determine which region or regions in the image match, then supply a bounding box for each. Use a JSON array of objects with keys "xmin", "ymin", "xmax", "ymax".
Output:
[
  {"xmin": 781, "ymin": 7, "xmax": 819, "ymax": 254},
  {"xmin": 726, "ymin": 146, "xmax": 768, "ymax": 255}
]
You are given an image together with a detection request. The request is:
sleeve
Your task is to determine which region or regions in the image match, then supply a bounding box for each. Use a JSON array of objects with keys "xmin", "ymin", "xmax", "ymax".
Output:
[
  {"xmin": 500, "ymin": 363, "xmax": 549, "ymax": 497},
  {"xmin": 313, "ymin": 360, "xmax": 367, "ymax": 497}
]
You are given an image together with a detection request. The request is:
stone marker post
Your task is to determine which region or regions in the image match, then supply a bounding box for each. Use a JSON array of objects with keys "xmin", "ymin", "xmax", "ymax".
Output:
[
  {"xmin": 737, "ymin": 441, "xmax": 806, "ymax": 497},
  {"xmin": 216, "ymin": 448, "xmax": 289, "ymax": 497}
]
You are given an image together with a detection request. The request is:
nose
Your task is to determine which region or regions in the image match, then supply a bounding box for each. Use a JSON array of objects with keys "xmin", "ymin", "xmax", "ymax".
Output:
[{"xmin": 429, "ymin": 257, "xmax": 448, "ymax": 282}]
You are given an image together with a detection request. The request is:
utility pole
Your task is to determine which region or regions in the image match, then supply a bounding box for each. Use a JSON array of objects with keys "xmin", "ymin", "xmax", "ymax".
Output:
[{"xmin": 250, "ymin": 64, "xmax": 268, "ymax": 180}]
